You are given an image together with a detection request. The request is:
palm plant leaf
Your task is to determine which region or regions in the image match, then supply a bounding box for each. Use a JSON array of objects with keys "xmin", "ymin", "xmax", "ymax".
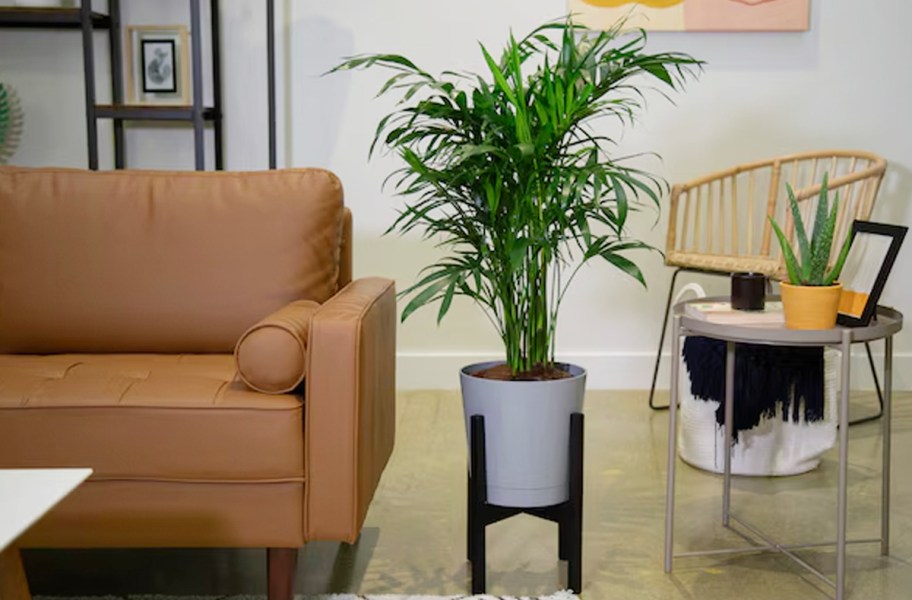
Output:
[{"xmin": 333, "ymin": 18, "xmax": 701, "ymax": 375}]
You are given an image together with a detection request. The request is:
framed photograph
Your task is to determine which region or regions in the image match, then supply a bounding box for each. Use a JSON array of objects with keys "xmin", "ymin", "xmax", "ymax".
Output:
[
  {"xmin": 141, "ymin": 39, "xmax": 177, "ymax": 93},
  {"xmin": 837, "ymin": 221, "xmax": 907, "ymax": 327},
  {"xmin": 126, "ymin": 25, "xmax": 190, "ymax": 105}
]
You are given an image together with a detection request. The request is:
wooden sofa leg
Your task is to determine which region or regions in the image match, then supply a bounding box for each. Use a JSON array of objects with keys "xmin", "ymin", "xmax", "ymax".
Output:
[
  {"xmin": 267, "ymin": 548, "xmax": 298, "ymax": 600},
  {"xmin": 0, "ymin": 547, "xmax": 31, "ymax": 600}
]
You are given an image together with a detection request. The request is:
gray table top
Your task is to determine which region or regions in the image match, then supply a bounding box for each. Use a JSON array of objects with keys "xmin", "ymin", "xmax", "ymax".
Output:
[{"xmin": 675, "ymin": 296, "xmax": 903, "ymax": 346}]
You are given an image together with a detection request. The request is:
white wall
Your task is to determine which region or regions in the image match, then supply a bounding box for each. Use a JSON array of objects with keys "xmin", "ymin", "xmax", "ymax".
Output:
[{"xmin": 2, "ymin": 0, "xmax": 911, "ymax": 390}]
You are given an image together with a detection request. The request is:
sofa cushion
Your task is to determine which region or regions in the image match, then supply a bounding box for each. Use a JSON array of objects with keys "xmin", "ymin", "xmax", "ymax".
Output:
[
  {"xmin": 235, "ymin": 300, "xmax": 318, "ymax": 394},
  {"xmin": 0, "ymin": 167, "xmax": 344, "ymax": 354},
  {"xmin": 0, "ymin": 354, "xmax": 304, "ymax": 481}
]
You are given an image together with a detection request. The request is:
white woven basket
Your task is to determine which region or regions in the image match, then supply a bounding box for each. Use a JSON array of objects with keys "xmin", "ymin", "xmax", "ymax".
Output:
[
  {"xmin": 677, "ymin": 349, "xmax": 837, "ymax": 476},
  {"xmin": 672, "ymin": 282, "xmax": 837, "ymax": 476}
]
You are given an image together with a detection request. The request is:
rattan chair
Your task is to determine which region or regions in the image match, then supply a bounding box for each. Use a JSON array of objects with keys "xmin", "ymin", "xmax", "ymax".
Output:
[{"xmin": 649, "ymin": 150, "xmax": 888, "ymax": 414}]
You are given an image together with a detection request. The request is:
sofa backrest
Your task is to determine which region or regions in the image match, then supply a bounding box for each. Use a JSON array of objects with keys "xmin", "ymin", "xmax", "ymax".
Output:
[{"xmin": 0, "ymin": 167, "xmax": 345, "ymax": 354}]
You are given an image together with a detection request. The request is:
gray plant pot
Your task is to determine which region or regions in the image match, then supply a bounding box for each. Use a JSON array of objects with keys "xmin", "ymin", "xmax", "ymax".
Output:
[{"xmin": 460, "ymin": 361, "xmax": 586, "ymax": 508}]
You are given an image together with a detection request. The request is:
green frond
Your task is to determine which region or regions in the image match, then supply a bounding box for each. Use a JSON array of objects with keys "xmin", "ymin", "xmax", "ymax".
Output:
[{"xmin": 330, "ymin": 17, "xmax": 702, "ymax": 375}]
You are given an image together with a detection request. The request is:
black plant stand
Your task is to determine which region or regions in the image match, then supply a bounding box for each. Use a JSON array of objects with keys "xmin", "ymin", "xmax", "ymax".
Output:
[{"xmin": 467, "ymin": 413, "xmax": 584, "ymax": 594}]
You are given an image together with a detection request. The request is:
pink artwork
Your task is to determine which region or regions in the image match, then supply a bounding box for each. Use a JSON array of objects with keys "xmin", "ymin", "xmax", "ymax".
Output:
[{"xmin": 567, "ymin": 0, "xmax": 811, "ymax": 32}]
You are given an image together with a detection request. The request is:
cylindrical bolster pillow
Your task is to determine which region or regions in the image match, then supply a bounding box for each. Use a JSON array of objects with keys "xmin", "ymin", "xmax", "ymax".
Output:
[{"xmin": 235, "ymin": 300, "xmax": 320, "ymax": 393}]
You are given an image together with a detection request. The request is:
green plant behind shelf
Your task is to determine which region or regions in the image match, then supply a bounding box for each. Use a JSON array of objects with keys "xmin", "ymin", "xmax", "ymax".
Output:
[
  {"xmin": 769, "ymin": 173, "xmax": 853, "ymax": 287},
  {"xmin": 332, "ymin": 18, "xmax": 702, "ymax": 376},
  {"xmin": 0, "ymin": 83, "xmax": 24, "ymax": 165}
]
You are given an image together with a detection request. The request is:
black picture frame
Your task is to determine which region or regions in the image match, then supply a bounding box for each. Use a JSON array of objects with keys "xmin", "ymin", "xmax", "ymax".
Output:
[
  {"xmin": 837, "ymin": 221, "xmax": 907, "ymax": 327},
  {"xmin": 140, "ymin": 39, "xmax": 178, "ymax": 94}
]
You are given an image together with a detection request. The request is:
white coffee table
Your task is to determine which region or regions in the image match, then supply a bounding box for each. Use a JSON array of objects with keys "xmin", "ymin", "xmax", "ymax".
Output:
[{"xmin": 0, "ymin": 468, "xmax": 92, "ymax": 600}]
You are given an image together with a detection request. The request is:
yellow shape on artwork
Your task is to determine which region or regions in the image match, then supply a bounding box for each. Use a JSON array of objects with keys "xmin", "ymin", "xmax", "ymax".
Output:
[{"xmin": 581, "ymin": 0, "xmax": 684, "ymax": 7}]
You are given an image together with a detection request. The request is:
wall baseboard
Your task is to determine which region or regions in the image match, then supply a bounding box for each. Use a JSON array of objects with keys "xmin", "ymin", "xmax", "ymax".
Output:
[{"xmin": 397, "ymin": 350, "xmax": 912, "ymax": 391}]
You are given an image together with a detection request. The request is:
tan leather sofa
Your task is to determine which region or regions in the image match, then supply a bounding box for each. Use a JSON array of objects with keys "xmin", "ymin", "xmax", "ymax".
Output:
[{"xmin": 0, "ymin": 167, "xmax": 396, "ymax": 599}]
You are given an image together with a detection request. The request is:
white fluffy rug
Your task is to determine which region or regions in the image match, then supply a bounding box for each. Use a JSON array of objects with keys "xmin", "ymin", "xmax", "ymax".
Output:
[{"xmin": 36, "ymin": 592, "xmax": 579, "ymax": 600}]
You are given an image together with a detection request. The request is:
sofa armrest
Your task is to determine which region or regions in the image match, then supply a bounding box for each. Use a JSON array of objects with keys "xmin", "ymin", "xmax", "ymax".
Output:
[{"xmin": 304, "ymin": 277, "xmax": 396, "ymax": 542}]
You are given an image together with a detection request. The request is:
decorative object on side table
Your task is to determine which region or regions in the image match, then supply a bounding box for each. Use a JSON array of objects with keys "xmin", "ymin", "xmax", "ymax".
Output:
[
  {"xmin": 730, "ymin": 272, "xmax": 766, "ymax": 310},
  {"xmin": 836, "ymin": 221, "xmax": 907, "ymax": 327},
  {"xmin": 126, "ymin": 25, "xmax": 191, "ymax": 105},
  {"xmin": 684, "ymin": 300, "xmax": 783, "ymax": 325},
  {"xmin": 770, "ymin": 172, "xmax": 853, "ymax": 329},
  {"xmin": 332, "ymin": 17, "xmax": 701, "ymax": 593}
]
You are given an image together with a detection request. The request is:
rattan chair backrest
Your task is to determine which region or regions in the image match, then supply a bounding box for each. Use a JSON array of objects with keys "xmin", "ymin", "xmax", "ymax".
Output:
[{"xmin": 665, "ymin": 150, "xmax": 887, "ymax": 280}]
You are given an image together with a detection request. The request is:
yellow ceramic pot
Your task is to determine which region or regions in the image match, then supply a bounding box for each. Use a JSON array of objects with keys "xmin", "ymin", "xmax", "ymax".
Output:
[{"xmin": 780, "ymin": 282, "xmax": 843, "ymax": 330}]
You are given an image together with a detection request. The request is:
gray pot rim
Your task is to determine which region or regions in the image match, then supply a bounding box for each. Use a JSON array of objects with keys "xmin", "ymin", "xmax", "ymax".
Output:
[{"xmin": 461, "ymin": 360, "xmax": 587, "ymax": 384}]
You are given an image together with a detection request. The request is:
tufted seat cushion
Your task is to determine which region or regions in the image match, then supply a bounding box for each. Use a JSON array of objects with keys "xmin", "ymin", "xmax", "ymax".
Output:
[{"xmin": 0, "ymin": 354, "xmax": 304, "ymax": 482}]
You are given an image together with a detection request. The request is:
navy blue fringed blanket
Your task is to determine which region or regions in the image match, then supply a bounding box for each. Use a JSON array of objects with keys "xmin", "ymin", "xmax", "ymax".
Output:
[{"xmin": 682, "ymin": 336, "xmax": 825, "ymax": 438}]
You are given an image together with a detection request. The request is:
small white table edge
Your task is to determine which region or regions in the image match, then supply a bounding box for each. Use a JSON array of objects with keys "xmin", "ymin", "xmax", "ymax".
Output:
[
  {"xmin": 0, "ymin": 468, "xmax": 93, "ymax": 600},
  {"xmin": 0, "ymin": 468, "xmax": 93, "ymax": 552}
]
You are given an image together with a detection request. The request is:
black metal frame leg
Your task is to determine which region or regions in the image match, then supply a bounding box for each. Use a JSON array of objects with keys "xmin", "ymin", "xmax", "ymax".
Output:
[
  {"xmin": 467, "ymin": 413, "xmax": 584, "ymax": 594},
  {"xmin": 649, "ymin": 268, "xmax": 683, "ymax": 411}
]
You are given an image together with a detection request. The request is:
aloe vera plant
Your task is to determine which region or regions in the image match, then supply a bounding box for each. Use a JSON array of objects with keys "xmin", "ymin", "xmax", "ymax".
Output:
[
  {"xmin": 769, "ymin": 173, "xmax": 853, "ymax": 286},
  {"xmin": 333, "ymin": 18, "xmax": 701, "ymax": 377}
]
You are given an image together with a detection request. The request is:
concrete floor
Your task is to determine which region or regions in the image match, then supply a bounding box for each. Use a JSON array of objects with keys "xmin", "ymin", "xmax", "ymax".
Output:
[{"xmin": 25, "ymin": 389, "xmax": 912, "ymax": 599}]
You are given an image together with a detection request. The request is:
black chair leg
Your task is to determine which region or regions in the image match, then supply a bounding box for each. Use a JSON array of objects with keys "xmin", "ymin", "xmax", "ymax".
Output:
[{"xmin": 649, "ymin": 268, "xmax": 683, "ymax": 411}]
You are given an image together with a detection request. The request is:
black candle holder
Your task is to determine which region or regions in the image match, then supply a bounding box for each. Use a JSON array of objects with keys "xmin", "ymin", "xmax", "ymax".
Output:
[
  {"xmin": 466, "ymin": 413, "xmax": 584, "ymax": 594},
  {"xmin": 731, "ymin": 272, "xmax": 767, "ymax": 310}
]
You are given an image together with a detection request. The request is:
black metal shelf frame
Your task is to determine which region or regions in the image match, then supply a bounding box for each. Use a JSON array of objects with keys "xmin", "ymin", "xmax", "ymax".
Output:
[
  {"xmin": 0, "ymin": 7, "xmax": 110, "ymax": 28},
  {"xmin": 1, "ymin": 1, "xmax": 277, "ymax": 170},
  {"xmin": 94, "ymin": 105, "xmax": 218, "ymax": 121},
  {"xmin": 82, "ymin": 0, "xmax": 222, "ymax": 170}
]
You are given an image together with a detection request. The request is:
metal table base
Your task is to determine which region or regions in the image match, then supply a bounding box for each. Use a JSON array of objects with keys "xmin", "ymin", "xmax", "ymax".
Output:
[{"xmin": 663, "ymin": 300, "xmax": 901, "ymax": 600}]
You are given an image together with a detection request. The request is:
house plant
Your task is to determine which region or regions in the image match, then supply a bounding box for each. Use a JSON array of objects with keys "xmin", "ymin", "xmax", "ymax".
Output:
[
  {"xmin": 770, "ymin": 173, "xmax": 853, "ymax": 329},
  {"xmin": 334, "ymin": 18, "xmax": 701, "ymax": 506},
  {"xmin": 0, "ymin": 82, "xmax": 23, "ymax": 165}
]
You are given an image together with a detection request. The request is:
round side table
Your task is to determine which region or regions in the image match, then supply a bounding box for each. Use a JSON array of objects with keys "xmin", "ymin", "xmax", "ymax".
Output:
[{"xmin": 663, "ymin": 296, "xmax": 902, "ymax": 600}]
